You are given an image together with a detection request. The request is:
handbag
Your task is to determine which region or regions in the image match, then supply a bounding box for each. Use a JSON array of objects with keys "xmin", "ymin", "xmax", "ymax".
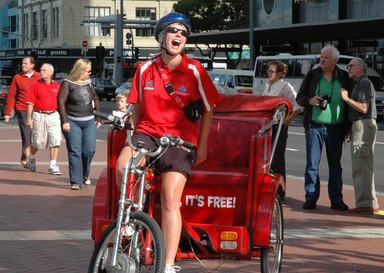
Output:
[{"xmin": 154, "ymin": 56, "xmax": 203, "ymax": 122}]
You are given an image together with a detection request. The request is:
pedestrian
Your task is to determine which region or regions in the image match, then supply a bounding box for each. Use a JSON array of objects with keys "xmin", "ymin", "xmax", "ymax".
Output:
[
  {"xmin": 263, "ymin": 61, "xmax": 303, "ymax": 200},
  {"xmin": 112, "ymin": 92, "xmax": 131, "ymax": 119},
  {"xmin": 57, "ymin": 59, "xmax": 101, "ymax": 190},
  {"xmin": 115, "ymin": 12, "xmax": 221, "ymax": 273},
  {"xmin": 26, "ymin": 63, "xmax": 62, "ymax": 175},
  {"xmin": 3, "ymin": 56, "xmax": 40, "ymax": 167},
  {"xmin": 340, "ymin": 57, "xmax": 380, "ymax": 214},
  {"xmin": 296, "ymin": 44, "xmax": 352, "ymax": 210}
]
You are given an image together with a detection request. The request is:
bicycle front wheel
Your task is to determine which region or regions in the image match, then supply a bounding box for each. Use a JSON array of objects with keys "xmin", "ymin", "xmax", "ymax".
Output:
[{"xmin": 88, "ymin": 212, "xmax": 165, "ymax": 273}]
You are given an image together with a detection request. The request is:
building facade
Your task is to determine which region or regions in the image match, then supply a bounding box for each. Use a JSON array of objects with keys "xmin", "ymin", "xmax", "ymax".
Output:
[{"xmin": 0, "ymin": 0, "xmax": 177, "ymax": 78}]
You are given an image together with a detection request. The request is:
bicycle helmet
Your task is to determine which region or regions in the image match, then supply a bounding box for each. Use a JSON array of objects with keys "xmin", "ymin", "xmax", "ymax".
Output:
[{"xmin": 154, "ymin": 12, "xmax": 192, "ymax": 42}]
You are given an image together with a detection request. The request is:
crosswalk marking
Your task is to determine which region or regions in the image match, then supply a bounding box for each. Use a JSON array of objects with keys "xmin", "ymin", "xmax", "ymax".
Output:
[{"xmin": 0, "ymin": 228, "xmax": 383, "ymax": 241}]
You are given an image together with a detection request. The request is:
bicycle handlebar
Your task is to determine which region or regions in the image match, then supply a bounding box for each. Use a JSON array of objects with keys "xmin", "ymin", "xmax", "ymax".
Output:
[{"xmin": 93, "ymin": 110, "xmax": 196, "ymax": 155}]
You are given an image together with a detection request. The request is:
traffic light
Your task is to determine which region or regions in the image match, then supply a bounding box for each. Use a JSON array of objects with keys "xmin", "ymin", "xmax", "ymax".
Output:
[
  {"xmin": 135, "ymin": 48, "xmax": 140, "ymax": 59},
  {"xmin": 126, "ymin": 32, "xmax": 132, "ymax": 45},
  {"xmin": 31, "ymin": 50, "xmax": 39, "ymax": 62}
]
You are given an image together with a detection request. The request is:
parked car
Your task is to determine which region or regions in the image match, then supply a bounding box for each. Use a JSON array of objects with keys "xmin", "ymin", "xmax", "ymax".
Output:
[
  {"xmin": 0, "ymin": 76, "xmax": 12, "ymax": 92},
  {"xmin": 209, "ymin": 69, "xmax": 253, "ymax": 94},
  {"xmin": 91, "ymin": 77, "xmax": 118, "ymax": 101},
  {"xmin": 0, "ymin": 84, "xmax": 14, "ymax": 120},
  {"xmin": 115, "ymin": 81, "xmax": 132, "ymax": 97}
]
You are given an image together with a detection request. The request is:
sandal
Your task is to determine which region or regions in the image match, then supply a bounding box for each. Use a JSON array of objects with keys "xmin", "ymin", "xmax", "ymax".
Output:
[{"xmin": 71, "ymin": 184, "xmax": 82, "ymax": 190}]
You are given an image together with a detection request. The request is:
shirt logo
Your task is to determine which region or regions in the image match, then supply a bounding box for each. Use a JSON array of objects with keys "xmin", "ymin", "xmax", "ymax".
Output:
[
  {"xmin": 176, "ymin": 85, "xmax": 189, "ymax": 96},
  {"xmin": 144, "ymin": 80, "xmax": 154, "ymax": 90}
]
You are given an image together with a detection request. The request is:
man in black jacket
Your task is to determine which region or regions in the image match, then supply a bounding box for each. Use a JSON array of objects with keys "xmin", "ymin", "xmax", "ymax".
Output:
[{"xmin": 296, "ymin": 44, "xmax": 352, "ymax": 210}]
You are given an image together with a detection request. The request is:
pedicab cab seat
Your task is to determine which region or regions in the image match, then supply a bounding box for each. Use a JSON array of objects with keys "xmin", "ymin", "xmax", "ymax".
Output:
[{"xmin": 92, "ymin": 94, "xmax": 291, "ymax": 254}]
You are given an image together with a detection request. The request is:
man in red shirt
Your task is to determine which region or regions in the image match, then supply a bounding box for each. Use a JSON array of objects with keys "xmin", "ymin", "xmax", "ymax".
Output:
[
  {"xmin": 4, "ymin": 56, "xmax": 40, "ymax": 167},
  {"xmin": 26, "ymin": 63, "xmax": 61, "ymax": 175}
]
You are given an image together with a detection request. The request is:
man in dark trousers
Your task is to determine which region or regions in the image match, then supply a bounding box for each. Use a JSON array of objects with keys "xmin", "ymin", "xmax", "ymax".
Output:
[
  {"xmin": 296, "ymin": 45, "xmax": 352, "ymax": 210},
  {"xmin": 4, "ymin": 56, "xmax": 40, "ymax": 167}
]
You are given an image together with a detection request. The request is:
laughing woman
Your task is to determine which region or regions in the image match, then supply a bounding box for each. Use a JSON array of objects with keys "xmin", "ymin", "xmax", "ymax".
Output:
[{"xmin": 115, "ymin": 12, "xmax": 221, "ymax": 273}]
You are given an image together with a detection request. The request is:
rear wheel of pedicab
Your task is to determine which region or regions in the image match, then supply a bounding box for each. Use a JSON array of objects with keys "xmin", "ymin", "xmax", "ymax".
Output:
[
  {"xmin": 260, "ymin": 195, "xmax": 283, "ymax": 273},
  {"xmin": 88, "ymin": 211, "xmax": 165, "ymax": 273}
]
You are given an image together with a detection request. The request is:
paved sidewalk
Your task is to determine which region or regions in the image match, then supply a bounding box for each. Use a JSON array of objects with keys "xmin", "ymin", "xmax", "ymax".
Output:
[{"xmin": 0, "ymin": 122, "xmax": 383, "ymax": 272}]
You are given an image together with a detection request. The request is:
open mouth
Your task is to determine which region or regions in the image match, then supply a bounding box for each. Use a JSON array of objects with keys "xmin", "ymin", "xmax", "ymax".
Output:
[{"xmin": 172, "ymin": 39, "xmax": 181, "ymax": 47}]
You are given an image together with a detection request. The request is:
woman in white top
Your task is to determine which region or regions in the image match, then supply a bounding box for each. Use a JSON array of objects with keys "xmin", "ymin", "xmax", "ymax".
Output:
[{"xmin": 263, "ymin": 61, "xmax": 303, "ymax": 200}]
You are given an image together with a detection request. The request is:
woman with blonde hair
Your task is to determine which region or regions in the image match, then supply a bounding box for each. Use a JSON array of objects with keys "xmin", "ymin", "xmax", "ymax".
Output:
[{"xmin": 58, "ymin": 58, "xmax": 101, "ymax": 190}]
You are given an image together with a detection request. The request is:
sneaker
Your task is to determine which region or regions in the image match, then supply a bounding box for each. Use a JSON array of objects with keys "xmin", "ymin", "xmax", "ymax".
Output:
[
  {"xmin": 48, "ymin": 165, "xmax": 62, "ymax": 175},
  {"xmin": 20, "ymin": 160, "xmax": 28, "ymax": 168},
  {"xmin": 28, "ymin": 158, "xmax": 36, "ymax": 172},
  {"xmin": 164, "ymin": 264, "xmax": 181, "ymax": 273},
  {"xmin": 331, "ymin": 200, "xmax": 349, "ymax": 211},
  {"xmin": 20, "ymin": 154, "xmax": 27, "ymax": 167},
  {"xmin": 71, "ymin": 184, "xmax": 82, "ymax": 190},
  {"xmin": 83, "ymin": 178, "xmax": 91, "ymax": 185},
  {"xmin": 302, "ymin": 200, "xmax": 316, "ymax": 210}
]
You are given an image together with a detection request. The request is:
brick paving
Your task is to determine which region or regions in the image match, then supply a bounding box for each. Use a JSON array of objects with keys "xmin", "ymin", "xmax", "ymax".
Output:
[{"xmin": 0, "ymin": 122, "xmax": 383, "ymax": 273}]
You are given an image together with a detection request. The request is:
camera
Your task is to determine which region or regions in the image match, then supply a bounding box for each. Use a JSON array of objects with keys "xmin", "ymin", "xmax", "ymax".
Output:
[{"xmin": 319, "ymin": 94, "xmax": 331, "ymax": 110}]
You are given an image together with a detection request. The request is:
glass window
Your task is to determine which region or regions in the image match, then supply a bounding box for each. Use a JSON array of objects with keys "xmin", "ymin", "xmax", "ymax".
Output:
[
  {"xmin": 52, "ymin": 7, "xmax": 59, "ymax": 38},
  {"xmin": 32, "ymin": 12, "xmax": 38, "ymax": 40},
  {"xmin": 218, "ymin": 75, "xmax": 228, "ymax": 86},
  {"xmin": 236, "ymin": 75, "xmax": 253, "ymax": 87},
  {"xmin": 255, "ymin": 60, "xmax": 269, "ymax": 78},
  {"xmin": 23, "ymin": 14, "xmax": 29, "ymax": 40},
  {"xmin": 84, "ymin": 7, "xmax": 111, "ymax": 37},
  {"xmin": 227, "ymin": 75, "xmax": 234, "ymax": 88},
  {"xmin": 9, "ymin": 15, "xmax": 17, "ymax": 32},
  {"xmin": 42, "ymin": 10, "xmax": 48, "ymax": 38},
  {"xmin": 135, "ymin": 8, "xmax": 156, "ymax": 37}
]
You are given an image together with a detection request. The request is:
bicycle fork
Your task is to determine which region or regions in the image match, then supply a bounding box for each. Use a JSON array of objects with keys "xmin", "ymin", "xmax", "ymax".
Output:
[{"xmin": 110, "ymin": 162, "xmax": 149, "ymax": 269}]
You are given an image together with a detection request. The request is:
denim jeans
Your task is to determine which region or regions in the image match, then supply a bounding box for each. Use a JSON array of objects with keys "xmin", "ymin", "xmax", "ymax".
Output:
[
  {"xmin": 63, "ymin": 117, "xmax": 96, "ymax": 185},
  {"xmin": 304, "ymin": 122, "xmax": 345, "ymax": 204}
]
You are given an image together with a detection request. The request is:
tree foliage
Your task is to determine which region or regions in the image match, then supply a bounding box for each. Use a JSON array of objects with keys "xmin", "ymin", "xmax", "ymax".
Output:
[{"xmin": 173, "ymin": 0, "xmax": 249, "ymax": 33}]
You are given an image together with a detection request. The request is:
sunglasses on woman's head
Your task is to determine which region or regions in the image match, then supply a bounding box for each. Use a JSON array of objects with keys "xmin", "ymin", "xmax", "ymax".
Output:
[{"xmin": 165, "ymin": 27, "xmax": 188, "ymax": 37}]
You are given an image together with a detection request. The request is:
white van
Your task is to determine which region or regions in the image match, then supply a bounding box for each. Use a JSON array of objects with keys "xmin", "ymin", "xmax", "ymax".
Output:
[
  {"xmin": 209, "ymin": 69, "xmax": 253, "ymax": 94},
  {"xmin": 253, "ymin": 54, "xmax": 384, "ymax": 119}
]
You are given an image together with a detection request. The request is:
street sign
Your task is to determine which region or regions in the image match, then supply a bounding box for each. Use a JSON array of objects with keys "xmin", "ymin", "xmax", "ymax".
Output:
[{"xmin": 82, "ymin": 40, "xmax": 88, "ymax": 52}]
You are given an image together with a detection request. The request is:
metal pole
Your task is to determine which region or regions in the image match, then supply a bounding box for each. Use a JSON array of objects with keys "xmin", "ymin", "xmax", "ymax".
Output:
[
  {"xmin": 249, "ymin": 0, "xmax": 255, "ymax": 71},
  {"xmin": 114, "ymin": 0, "xmax": 124, "ymax": 85}
]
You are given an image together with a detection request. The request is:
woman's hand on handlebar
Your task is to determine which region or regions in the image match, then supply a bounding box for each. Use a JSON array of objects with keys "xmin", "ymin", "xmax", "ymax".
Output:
[{"xmin": 193, "ymin": 145, "xmax": 207, "ymax": 166}]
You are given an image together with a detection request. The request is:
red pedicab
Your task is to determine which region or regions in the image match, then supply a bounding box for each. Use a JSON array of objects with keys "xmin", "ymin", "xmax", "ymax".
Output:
[{"xmin": 89, "ymin": 94, "xmax": 292, "ymax": 273}]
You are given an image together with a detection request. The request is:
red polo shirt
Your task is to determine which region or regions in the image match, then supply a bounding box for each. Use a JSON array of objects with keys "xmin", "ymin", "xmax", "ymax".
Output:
[
  {"xmin": 27, "ymin": 79, "xmax": 60, "ymax": 111},
  {"xmin": 128, "ymin": 52, "xmax": 221, "ymax": 145},
  {"xmin": 5, "ymin": 71, "xmax": 40, "ymax": 114}
]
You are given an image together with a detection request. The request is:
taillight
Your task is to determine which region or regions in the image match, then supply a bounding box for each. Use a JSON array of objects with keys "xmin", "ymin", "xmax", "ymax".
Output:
[{"xmin": 0, "ymin": 93, "xmax": 7, "ymax": 98}]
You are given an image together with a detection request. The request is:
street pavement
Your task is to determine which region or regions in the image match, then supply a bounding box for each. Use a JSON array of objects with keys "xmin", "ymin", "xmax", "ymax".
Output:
[{"xmin": 0, "ymin": 120, "xmax": 383, "ymax": 273}]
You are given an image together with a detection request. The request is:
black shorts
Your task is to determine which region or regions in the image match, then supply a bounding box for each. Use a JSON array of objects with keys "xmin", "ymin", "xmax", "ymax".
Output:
[{"xmin": 128, "ymin": 132, "xmax": 195, "ymax": 176}]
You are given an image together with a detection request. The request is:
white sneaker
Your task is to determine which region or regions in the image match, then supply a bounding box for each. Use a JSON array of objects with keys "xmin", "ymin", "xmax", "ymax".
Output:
[
  {"xmin": 164, "ymin": 264, "xmax": 181, "ymax": 273},
  {"xmin": 83, "ymin": 178, "xmax": 91, "ymax": 185},
  {"xmin": 28, "ymin": 158, "xmax": 36, "ymax": 172},
  {"xmin": 48, "ymin": 165, "xmax": 61, "ymax": 175}
]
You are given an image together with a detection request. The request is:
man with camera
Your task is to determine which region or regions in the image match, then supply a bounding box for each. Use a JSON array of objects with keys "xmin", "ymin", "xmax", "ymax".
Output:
[
  {"xmin": 340, "ymin": 57, "xmax": 379, "ymax": 214},
  {"xmin": 296, "ymin": 44, "xmax": 353, "ymax": 210}
]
